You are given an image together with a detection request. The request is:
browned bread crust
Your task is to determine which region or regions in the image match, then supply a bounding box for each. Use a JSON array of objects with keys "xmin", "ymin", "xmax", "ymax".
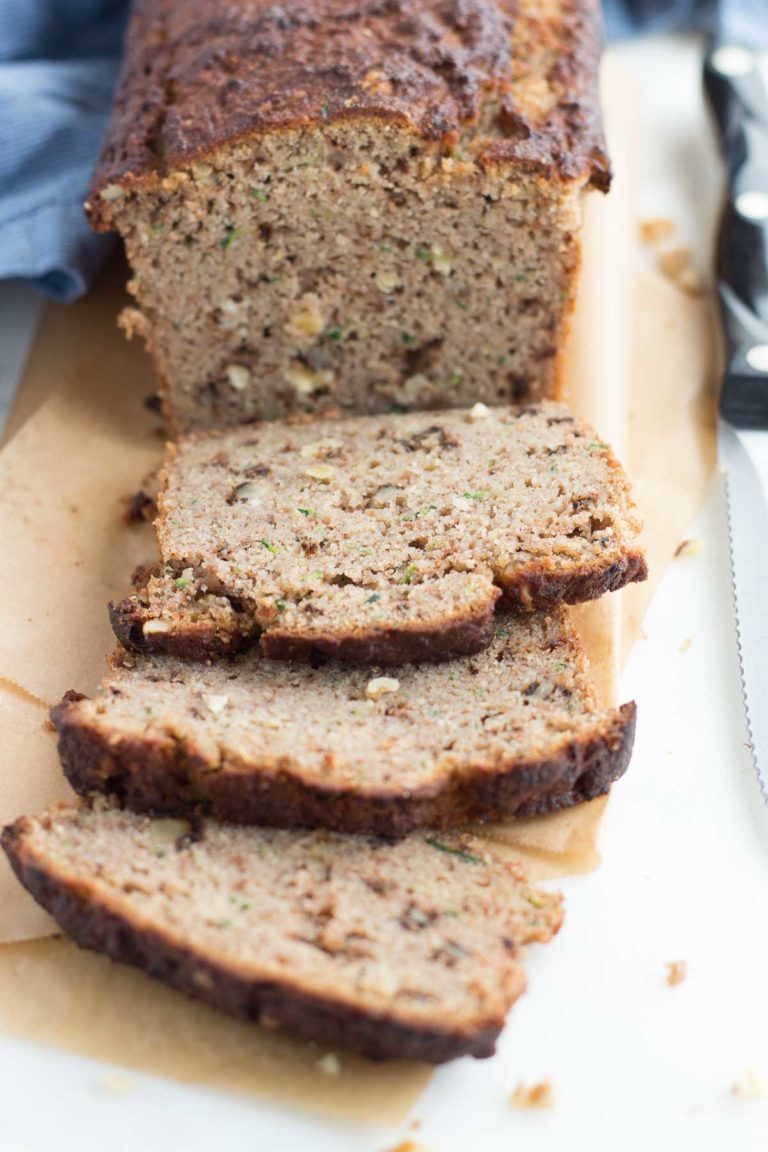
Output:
[
  {"xmin": 1, "ymin": 825, "xmax": 491, "ymax": 1060},
  {"xmin": 109, "ymin": 555, "xmax": 647, "ymax": 663},
  {"xmin": 108, "ymin": 584, "xmax": 503, "ymax": 664},
  {"xmin": 2, "ymin": 805, "xmax": 563, "ymax": 1062},
  {"xmin": 88, "ymin": 0, "xmax": 610, "ymax": 226},
  {"xmin": 54, "ymin": 696, "xmax": 635, "ymax": 835},
  {"xmin": 53, "ymin": 604, "xmax": 636, "ymax": 837}
]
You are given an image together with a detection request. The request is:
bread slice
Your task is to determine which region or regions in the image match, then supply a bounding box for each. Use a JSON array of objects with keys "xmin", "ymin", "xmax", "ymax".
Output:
[
  {"xmin": 54, "ymin": 610, "xmax": 635, "ymax": 835},
  {"xmin": 2, "ymin": 800, "xmax": 563, "ymax": 1062},
  {"xmin": 111, "ymin": 402, "xmax": 647, "ymax": 664},
  {"xmin": 87, "ymin": 0, "xmax": 609, "ymax": 434}
]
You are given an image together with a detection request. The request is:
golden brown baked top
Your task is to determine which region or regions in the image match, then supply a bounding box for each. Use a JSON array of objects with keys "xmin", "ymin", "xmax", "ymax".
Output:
[{"xmin": 89, "ymin": 0, "xmax": 610, "ymax": 223}]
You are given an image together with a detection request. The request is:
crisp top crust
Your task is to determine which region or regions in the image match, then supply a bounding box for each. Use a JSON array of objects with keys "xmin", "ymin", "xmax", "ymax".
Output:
[{"xmin": 89, "ymin": 0, "xmax": 609, "ymax": 221}]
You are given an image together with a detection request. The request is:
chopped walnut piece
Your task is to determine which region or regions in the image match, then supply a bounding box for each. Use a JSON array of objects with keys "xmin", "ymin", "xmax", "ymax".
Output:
[
  {"xmin": 284, "ymin": 365, "xmax": 335, "ymax": 395},
  {"xmin": 142, "ymin": 618, "xmax": 171, "ymax": 635},
  {"xmin": 204, "ymin": 694, "xmax": 229, "ymax": 716},
  {"xmin": 304, "ymin": 463, "xmax": 336, "ymax": 482},
  {"xmin": 467, "ymin": 401, "xmax": 491, "ymax": 422},
  {"xmin": 509, "ymin": 1080, "xmax": 554, "ymax": 1109},
  {"xmin": 316, "ymin": 1052, "xmax": 341, "ymax": 1077},
  {"xmin": 366, "ymin": 677, "xmax": 400, "ymax": 700},
  {"xmin": 300, "ymin": 437, "xmax": 342, "ymax": 461},
  {"xmin": 226, "ymin": 364, "xmax": 251, "ymax": 391},
  {"xmin": 149, "ymin": 818, "xmax": 192, "ymax": 847}
]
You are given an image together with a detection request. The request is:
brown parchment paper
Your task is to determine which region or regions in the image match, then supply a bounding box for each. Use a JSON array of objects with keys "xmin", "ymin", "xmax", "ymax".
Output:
[
  {"xmin": 0, "ymin": 936, "xmax": 431, "ymax": 1122},
  {"xmin": 0, "ymin": 59, "xmax": 716, "ymax": 1119}
]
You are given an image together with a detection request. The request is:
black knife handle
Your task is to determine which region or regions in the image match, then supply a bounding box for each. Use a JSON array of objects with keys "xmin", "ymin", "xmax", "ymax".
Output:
[{"xmin": 704, "ymin": 41, "xmax": 768, "ymax": 427}]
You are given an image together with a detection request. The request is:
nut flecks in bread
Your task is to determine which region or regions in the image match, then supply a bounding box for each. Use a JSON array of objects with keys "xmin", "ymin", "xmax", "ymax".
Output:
[
  {"xmin": 54, "ymin": 610, "xmax": 636, "ymax": 835},
  {"xmin": 109, "ymin": 402, "xmax": 647, "ymax": 664},
  {"xmin": 87, "ymin": 0, "xmax": 610, "ymax": 431},
  {"xmin": 1, "ymin": 800, "xmax": 563, "ymax": 1062}
]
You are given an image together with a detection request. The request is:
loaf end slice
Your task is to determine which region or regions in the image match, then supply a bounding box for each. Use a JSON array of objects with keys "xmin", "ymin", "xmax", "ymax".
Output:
[
  {"xmin": 87, "ymin": 0, "xmax": 609, "ymax": 432},
  {"xmin": 2, "ymin": 801, "xmax": 563, "ymax": 1062},
  {"xmin": 55, "ymin": 611, "xmax": 635, "ymax": 835},
  {"xmin": 110, "ymin": 402, "xmax": 647, "ymax": 664}
]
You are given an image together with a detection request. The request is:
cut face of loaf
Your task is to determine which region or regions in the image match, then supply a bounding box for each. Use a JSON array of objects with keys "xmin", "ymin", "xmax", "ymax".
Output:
[
  {"xmin": 55, "ymin": 611, "xmax": 635, "ymax": 835},
  {"xmin": 2, "ymin": 801, "xmax": 563, "ymax": 1062},
  {"xmin": 110, "ymin": 403, "xmax": 647, "ymax": 664},
  {"xmin": 88, "ymin": 0, "xmax": 610, "ymax": 433}
]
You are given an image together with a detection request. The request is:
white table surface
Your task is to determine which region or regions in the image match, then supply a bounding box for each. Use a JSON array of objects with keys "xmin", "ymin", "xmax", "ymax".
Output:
[{"xmin": 2, "ymin": 34, "xmax": 768, "ymax": 1152}]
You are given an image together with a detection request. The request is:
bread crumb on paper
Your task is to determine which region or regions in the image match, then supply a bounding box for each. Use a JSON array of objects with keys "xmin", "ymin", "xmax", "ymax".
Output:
[
  {"xmin": 509, "ymin": 1080, "xmax": 554, "ymax": 1109},
  {"xmin": 678, "ymin": 638, "xmax": 692, "ymax": 655},
  {"xmin": 382, "ymin": 1142, "xmax": 428, "ymax": 1152},
  {"xmin": 731, "ymin": 1070, "xmax": 766, "ymax": 1100},
  {"xmin": 638, "ymin": 218, "xmax": 705, "ymax": 295},
  {"xmin": 124, "ymin": 489, "xmax": 157, "ymax": 525},
  {"xmin": 674, "ymin": 538, "xmax": 702, "ymax": 559},
  {"xmin": 656, "ymin": 247, "xmax": 704, "ymax": 297},
  {"xmin": 639, "ymin": 217, "xmax": 675, "ymax": 246},
  {"xmin": 666, "ymin": 960, "xmax": 687, "ymax": 986},
  {"xmin": 675, "ymin": 263, "xmax": 704, "ymax": 296},
  {"xmin": 96, "ymin": 1072, "xmax": 135, "ymax": 1096}
]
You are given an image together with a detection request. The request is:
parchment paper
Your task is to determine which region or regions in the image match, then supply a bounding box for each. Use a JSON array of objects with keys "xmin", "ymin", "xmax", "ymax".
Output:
[
  {"xmin": 0, "ymin": 935, "xmax": 432, "ymax": 1121},
  {"xmin": 0, "ymin": 60, "xmax": 716, "ymax": 1118}
]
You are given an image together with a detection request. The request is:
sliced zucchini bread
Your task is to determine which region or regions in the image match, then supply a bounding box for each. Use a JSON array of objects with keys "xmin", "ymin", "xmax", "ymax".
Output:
[
  {"xmin": 111, "ymin": 402, "xmax": 647, "ymax": 664},
  {"xmin": 54, "ymin": 610, "xmax": 635, "ymax": 835},
  {"xmin": 2, "ymin": 800, "xmax": 563, "ymax": 1062}
]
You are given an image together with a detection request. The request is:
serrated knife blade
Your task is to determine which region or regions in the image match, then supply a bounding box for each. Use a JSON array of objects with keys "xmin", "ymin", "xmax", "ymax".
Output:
[
  {"xmin": 705, "ymin": 34, "xmax": 768, "ymax": 804},
  {"xmin": 718, "ymin": 423, "xmax": 768, "ymax": 801}
]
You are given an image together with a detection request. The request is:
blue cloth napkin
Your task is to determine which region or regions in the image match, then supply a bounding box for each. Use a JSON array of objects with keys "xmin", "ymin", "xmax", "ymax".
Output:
[
  {"xmin": 603, "ymin": 0, "xmax": 768, "ymax": 43},
  {"xmin": 0, "ymin": 0, "xmax": 127, "ymax": 301},
  {"xmin": 0, "ymin": 0, "xmax": 766, "ymax": 302}
]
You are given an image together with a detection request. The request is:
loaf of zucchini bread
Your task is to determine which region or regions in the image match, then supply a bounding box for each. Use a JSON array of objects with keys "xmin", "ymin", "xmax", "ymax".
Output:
[{"xmin": 87, "ymin": 0, "xmax": 610, "ymax": 433}]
